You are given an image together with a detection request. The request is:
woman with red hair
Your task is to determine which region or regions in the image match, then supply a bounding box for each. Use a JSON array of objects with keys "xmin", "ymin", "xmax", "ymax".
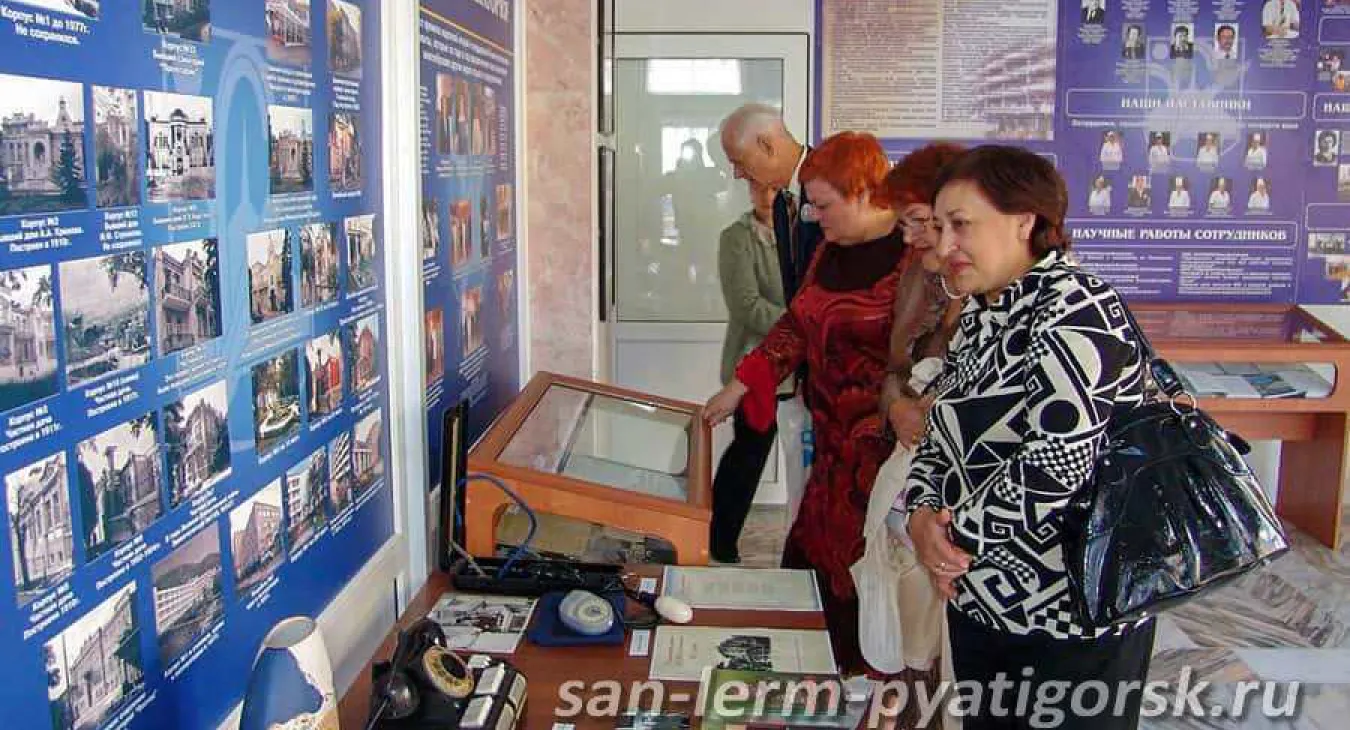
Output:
[
  {"xmin": 880, "ymin": 142, "xmax": 967, "ymax": 445},
  {"xmin": 704, "ymin": 131, "xmax": 912, "ymax": 674}
]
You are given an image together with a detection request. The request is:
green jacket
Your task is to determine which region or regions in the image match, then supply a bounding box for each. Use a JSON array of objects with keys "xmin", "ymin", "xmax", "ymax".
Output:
[{"xmin": 718, "ymin": 212, "xmax": 786, "ymax": 385}]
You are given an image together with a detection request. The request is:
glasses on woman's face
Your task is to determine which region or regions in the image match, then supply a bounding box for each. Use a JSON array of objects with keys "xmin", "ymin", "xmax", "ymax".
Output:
[{"xmin": 901, "ymin": 213, "xmax": 934, "ymax": 233}]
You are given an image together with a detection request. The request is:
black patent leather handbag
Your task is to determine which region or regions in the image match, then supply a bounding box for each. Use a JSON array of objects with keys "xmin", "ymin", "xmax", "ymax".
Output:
[{"xmin": 1060, "ymin": 304, "xmax": 1290, "ymax": 629}]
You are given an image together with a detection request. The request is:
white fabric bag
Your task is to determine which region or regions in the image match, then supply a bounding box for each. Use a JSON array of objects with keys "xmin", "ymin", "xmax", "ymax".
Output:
[
  {"xmin": 776, "ymin": 393, "xmax": 811, "ymax": 527},
  {"xmin": 850, "ymin": 358, "xmax": 954, "ymax": 679}
]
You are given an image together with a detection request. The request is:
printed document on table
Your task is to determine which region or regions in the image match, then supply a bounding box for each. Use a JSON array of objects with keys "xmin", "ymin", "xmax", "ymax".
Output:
[
  {"xmin": 428, "ymin": 593, "xmax": 537, "ymax": 654},
  {"xmin": 648, "ymin": 626, "xmax": 837, "ymax": 681},
  {"xmin": 661, "ymin": 567, "xmax": 822, "ymax": 611}
]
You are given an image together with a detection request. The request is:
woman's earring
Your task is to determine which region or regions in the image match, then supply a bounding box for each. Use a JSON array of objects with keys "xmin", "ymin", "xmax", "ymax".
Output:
[{"xmin": 939, "ymin": 275, "xmax": 962, "ymax": 300}]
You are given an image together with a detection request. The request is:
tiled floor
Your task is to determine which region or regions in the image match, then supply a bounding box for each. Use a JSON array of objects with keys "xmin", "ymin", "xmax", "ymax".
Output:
[{"xmin": 732, "ymin": 505, "xmax": 1350, "ymax": 729}]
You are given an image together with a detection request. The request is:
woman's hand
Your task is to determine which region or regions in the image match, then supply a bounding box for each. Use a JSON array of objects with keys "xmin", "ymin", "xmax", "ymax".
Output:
[
  {"xmin": 888, "ymin": 394, "xmax": 934, "ymax": 448},
  {"xmin": 704, "ymin": 380, "xmax": 749, "ymax": 425},
  {"xmin": 908, "ymin": 506, "xmax": 973, "ymax": 599}
]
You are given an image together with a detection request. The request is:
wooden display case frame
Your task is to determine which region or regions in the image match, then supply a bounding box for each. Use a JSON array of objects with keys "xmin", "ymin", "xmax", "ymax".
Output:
[
  {"xmin": 1133, "ymin": 303, "xmax": 1350, "ymax": 548},
  {"xmin": 465, "ymin": 371, "xmax": 713, "ymax": 564}
]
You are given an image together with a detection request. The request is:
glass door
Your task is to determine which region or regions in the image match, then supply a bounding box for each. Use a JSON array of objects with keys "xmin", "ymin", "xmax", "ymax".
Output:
[{"xmin": 607, "ymin": 34, "xmax": 808, "ymax": 504}]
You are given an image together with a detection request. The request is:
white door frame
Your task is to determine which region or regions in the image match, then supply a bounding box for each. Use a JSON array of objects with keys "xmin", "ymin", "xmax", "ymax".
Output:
[{"xmin": 605, "ymin": 33, "xmax": 809, "ymax": 504}]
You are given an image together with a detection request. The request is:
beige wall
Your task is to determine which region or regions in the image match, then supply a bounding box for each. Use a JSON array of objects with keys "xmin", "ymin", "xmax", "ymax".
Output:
[{"xmin": 523, "ymin": 0, "xmax": 596, "ymax": 379}]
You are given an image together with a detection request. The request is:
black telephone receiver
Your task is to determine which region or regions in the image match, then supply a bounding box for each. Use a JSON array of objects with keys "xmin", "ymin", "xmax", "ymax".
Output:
[
  {"xmin": 367, "ymin": 618, "xmax": 526, "ymax": 729},
  {"xmin": 368, "ymin": 619, "xmax": 459, "ymax": 726}
]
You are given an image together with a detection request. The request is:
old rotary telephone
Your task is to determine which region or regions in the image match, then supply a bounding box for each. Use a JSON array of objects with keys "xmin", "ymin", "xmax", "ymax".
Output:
[{"xmin": 366, "ymin": 619, "xmax": 526, "ymax": 729}]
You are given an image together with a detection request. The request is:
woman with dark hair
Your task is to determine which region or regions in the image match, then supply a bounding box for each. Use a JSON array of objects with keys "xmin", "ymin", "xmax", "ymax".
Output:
[
  {"xmin": 902, "ymin": 145, "xmax": 1156, "ymax": 728},
  {"xmin": 704, "ymin": 131, "xmax": 909, "ymax": 674}
]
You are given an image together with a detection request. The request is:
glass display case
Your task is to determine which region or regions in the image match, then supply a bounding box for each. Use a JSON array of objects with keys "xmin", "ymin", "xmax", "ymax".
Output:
[
  {"xmin": 466, "ymin": 372, "xmax": 712, "ymax": 564},
  {"xmin": 1131, "ymin": 303, "xmax": 1350, "ymax": 549}
]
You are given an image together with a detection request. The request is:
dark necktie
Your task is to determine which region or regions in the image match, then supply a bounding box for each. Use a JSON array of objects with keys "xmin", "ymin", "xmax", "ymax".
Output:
[{"xmin": 772, "ymin": 189, "xmax": 799, "ymax": 300}]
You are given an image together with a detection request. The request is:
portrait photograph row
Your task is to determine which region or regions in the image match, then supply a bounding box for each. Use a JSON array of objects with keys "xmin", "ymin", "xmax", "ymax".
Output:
[
  {"xmin": 1091, "ymin": 174, "xmax": 1279, "ymax": 214},
  {"xmin": 423, "ymin": 268, "xmax": 514, "ymax": 389},
  {"xmin": 1086, "ymin": 0, "xmax": 1301, "ymax": 46},
  {"xmin": 1099, "ymin": 130, "xmax": 1283, "ymax": 172},
  {"xmin": 434, "ymin": 71, "xmax": 500, "ymax": 158},
  {"xmin": 419, "ymin": 183, "xmax": 514, "ymax": 265}
]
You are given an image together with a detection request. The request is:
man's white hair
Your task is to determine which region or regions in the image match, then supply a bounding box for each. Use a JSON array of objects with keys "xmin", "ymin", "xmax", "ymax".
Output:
[{"xmin": 721, "ymin": 103, "xmax": 789, "ymax": 149}]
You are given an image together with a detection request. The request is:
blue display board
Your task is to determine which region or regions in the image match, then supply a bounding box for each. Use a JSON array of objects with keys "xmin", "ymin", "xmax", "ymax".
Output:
[
  {"xmin": 817, "ymin": 0, "xmax": 1350, "ymax": 304},
  {"xmin": 0, "ymin": 1, "xmax": 392, "ymax": 728},
  {"xmin": 418, "ymin": 0, "xmax": 520, "ymax": 504}
]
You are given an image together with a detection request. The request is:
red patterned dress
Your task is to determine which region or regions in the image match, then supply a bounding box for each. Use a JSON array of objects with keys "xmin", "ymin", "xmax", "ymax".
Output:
[{"xmin": 736, "ymin": 229, "xmax": 910, "ymax": 675}]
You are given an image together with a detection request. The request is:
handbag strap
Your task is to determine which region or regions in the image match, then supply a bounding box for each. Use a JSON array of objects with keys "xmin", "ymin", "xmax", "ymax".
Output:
[{"xmin": 1111, "ymin": 299, "xmax": 1189, "ymax": 402}]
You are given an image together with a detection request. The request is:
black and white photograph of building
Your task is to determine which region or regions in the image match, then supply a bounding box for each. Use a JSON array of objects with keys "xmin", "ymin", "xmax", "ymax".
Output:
[
  {"xmin": 248, "ymin": 228, "xmax": 294, "ymax": 324},
  {"xmin": 151, "ymin": 525, "xmax": 223, "ymax": 665},
  {"xmin": 13, "ymin": 1, "xmax": 100, "ymax": 20},
  {"xmin": 328, "ymin": 0, "xmax": 363, "ymax": 78},
  {"xmin": 155, "ymin": 238, "xmax": 221, "ymax": 356},
  {"xmin": 143, "ymin": 0, "xmax": 210, "ymax": 42},
  {"xmin": 7, "ymin": 452, "xmax": 73, "ymax": 606},
  {"xmin": 328, "ymin": 111, "xmax": 362, "ymax": 193},
  {"xmin": 59, "ymin": 252, "xmax": 151, "ymax": 387},
  {"xmin": 265, "ymin": 0, "xmax": 311, "ymax": 67},
  {"xmin": 345, "ymin": 213, "xmax": 377, "ymax": 291},
  {"xmin": 143, "ymin": 90, "xmax": 214, "ymax": 202},
  {"xmin": 45, "ymin": 582, "xmax": 143, "ymax": 730},
  {"xmin": 352, "ymin": 410, "xmax": 383, "ymax": 493},
  {"xmin": 252, "ymin": 349, "xmax": 301, "ymax": 456},
  {"xmin": 299, "ymin": 222, "xmax": 338, "ymax": 308},
  {"xmin": 268, "ymin": 105, "xmax": 313, "ymax": 195},
  {"xmin": 285, "ymin": 446, "xmax": 327, "ymax": 555},
  {"xmin": 76, "ymin": 413, "xmax": 162, "ymax": 561},
  {"xmin": 92, "ymin": 86, "xmax": 139, "ymax": 209},
  {"xmin": 229, "ymin": 479, "xmax": 283, "ymax": 593},
  {"xmin": 163, "ymin": 379, "xmax": 230, "ymax": 507},
  {"xmin": 0, "ymin": 73, "xmax": 87, "ymax": 216},
  {"xmin": 0, "ymin": 265, "xmax": 59, "ymax": 414},
  {"xmin": 328, "ymin": 432, "xmax": 352, "ymax": 515},
  {"xmin": 304, "ymin": 332, "xmax": 343, "ymax": 419}
]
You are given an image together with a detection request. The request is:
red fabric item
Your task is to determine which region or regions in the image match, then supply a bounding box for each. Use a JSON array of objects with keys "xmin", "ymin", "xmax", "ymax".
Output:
[
  {"xmin": 738, "ymin": 230, "xmax": 923, "ymax": 677},
  {"xmin": 734, "ymin": 352, "xmax": 778, "ymax": 433}
]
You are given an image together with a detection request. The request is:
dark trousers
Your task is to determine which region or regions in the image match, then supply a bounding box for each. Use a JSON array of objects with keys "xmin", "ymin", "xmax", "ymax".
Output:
[
  {"xmin": 947, "ymin": 606, "xmax": 1156, "ymax": 730},
  {"xmin": 781, "ymin": 536, "xmax": 867, "ymax": 676},
  {"xmin": 709, "ymin": 408, "xmax": 777, "ymax": 558}
]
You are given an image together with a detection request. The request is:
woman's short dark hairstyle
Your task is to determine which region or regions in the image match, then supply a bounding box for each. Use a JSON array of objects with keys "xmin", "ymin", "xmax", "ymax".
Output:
[{"xmin": 932, "ymin": 144, "xmax": 1071, "ymax": 255}]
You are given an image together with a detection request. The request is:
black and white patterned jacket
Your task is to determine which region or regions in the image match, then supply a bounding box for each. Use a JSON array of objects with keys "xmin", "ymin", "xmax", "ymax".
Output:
[{"xmin": 904, "ymin": 250, "xmax": 1146, "ymax": 639}]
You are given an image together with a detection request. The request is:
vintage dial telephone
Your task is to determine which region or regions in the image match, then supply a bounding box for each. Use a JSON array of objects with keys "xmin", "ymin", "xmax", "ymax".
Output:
[{"xmin": 367, "ymin": 618, "xmax": 526, "ymax": 729}]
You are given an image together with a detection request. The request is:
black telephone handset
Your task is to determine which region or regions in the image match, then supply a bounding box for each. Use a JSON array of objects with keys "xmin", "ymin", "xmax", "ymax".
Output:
[{"xmin": 367, "ymin": 618, "xmax": 526, "ymax": 729}]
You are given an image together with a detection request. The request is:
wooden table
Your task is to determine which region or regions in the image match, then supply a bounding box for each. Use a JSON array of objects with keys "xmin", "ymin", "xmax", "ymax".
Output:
[
  {"xmin": 339, "ymin": 567, "xmax": 827, "ymax": 729},
  {"xmin": 1132, "ymin": 303, "xmax": 1350, "ymax": 548}
]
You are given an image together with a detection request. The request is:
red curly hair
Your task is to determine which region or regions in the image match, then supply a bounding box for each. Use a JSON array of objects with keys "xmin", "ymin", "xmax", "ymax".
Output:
[
  {"xmin": 884, "ymin": 142, "xmax": 967, "ymax": 208},
  {"xmin": 799, "ymin": 131, "xmax": 891, "ymax": 207}
]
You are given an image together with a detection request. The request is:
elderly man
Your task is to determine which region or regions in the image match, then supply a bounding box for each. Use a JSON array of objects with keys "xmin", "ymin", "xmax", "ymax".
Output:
[{"xmin": 719, "ymin": 103, "xmax": 820, "ymax": 302}]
